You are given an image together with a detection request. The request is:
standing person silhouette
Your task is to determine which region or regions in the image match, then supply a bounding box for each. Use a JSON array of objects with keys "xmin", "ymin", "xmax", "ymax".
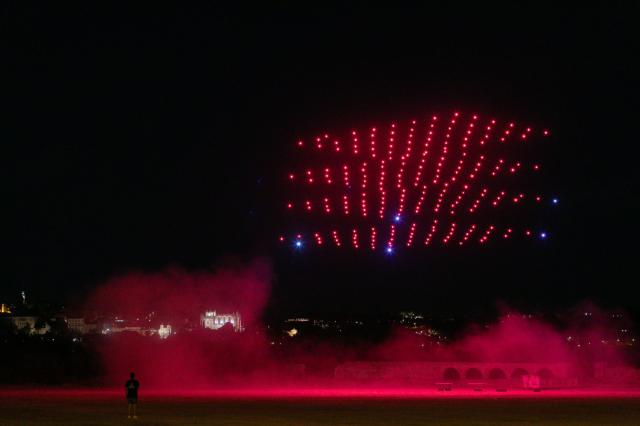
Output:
[{"xmin": 125, "ymin": 372, "xmax": 140, "ymax": 419}]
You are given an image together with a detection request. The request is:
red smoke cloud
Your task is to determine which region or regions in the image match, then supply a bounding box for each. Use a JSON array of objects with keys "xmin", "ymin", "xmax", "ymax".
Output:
[
  {"xmin": 85, "ymin": 260, "xmax": 634, "ymax": 389},
  {"xmin": 374, "ymin": 314, "xmax": 573, "ymax": 363},
  {"xmin": 85, "ymin": 259, "xmax": 274, "ymax": 388},
  {"xmin": 86, "ymin": 259, "xmax": 271, "ymax": 327}
]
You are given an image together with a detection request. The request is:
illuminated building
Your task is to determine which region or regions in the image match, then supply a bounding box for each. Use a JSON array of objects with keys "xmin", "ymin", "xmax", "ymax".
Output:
[
  {"xmin": 10, "ymin": 316, "xmax": 50, "ymax": 335},
  {"xmin": 0, "ymin": 303, "xmax": 11, "ymax": 314},
  {"xmin": 158, "ymin": 324, "xmax": 172, "ymax": 339},
  {"xmin": 65, "ymin": 317, "xmax": 98, "ymax": 334},
  {"xmin": 102, "ymin": 326, "xmax": 145, "ymax": 335},
  {"xmin": 200, "ymin": 311, "xmax": 243, "ymax": 332},
  {"xmin": 285, "ymin": 318, "xmax": 310, "ymax": 323}
]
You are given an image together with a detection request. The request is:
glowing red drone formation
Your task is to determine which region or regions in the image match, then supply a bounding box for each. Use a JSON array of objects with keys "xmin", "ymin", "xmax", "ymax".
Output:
[{"xmin": 281, "ymin": 111, "xmax": 555, "ymax": 252}]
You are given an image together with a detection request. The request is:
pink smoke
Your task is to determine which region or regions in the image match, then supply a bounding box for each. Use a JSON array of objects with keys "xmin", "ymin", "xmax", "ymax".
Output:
[
  {"xmin": 85, "ymin": 259, "xmax": 273, "ymax": 388},
  {"xmin": 374, "ymin": 314, "xmax": 573, "ymax": 363},
  {"xmin": 86, "ymin": 259, "xmax": 271, "ymax": 327},
  {"xmin": 84, "ymin": 260, "xmax": 635, "ymax": 389}
]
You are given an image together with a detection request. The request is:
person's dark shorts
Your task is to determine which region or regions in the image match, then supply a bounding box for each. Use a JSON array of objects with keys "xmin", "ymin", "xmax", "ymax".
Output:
[{"xmin": 127, "ymin": 397, "xmax": 137, "ymax": 404}]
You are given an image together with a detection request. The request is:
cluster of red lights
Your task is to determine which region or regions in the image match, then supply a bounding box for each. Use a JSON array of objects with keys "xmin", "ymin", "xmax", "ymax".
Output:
[
  {"xmin": 459, "ymin": 224, "xmax": 477, "ymax": 246},
  {"xmin": 468, "ymin": 187, "xmax": 488, "ymax": 213},
  {"xmin": 352, "ymin": 229, "xmax": 360, "ymax": 249},
  {"xmin": 406, "ymin": 222, "xmax": 417, "ymax": 247},
  {"xmin": 331, "ymin": 230, "xmax": 341, "ymax": 247},
  {"xmin": 479, "ymin": 225, "xmax": 496, "ymax": 244},
  {"xmin": 387, "ymin": 224, "xmax": 396, "ymax": 248},
  {"xmin": 491, "ymin": 191, "xmax": 506, "ymax": 207},
  {"xmin": 370, "ymin": 227, "xmax": 377, "ymax": 250},
  {"xmin": 281, "ymin": 111, "xmax": 554, "ymax": 251},
  {"xmin": 424, "ymin": 219, "xmax": 438, "ymax": 246},
  {"xmin": 442, "ymin": 222, "xmax": 457, "ymax": 244}
]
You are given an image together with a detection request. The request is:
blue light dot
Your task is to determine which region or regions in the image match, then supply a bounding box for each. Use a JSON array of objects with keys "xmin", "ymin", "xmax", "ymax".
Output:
[
  {"xmin": 394, "ymin": 214, "xmax": 401, "ymax": 222},
  {"xmin": 295, "ymin": 241, "xmax": 302, "ymax": 248},
  {"xmin": 552, "ymin": 198, "xmax": 559, "ymax": 205},
  {"xmin": 540, "ymin": 232, "xmax": 547, "ymax": 239},
  {"xmin": 386, "ymin": 247, "xmax": 393, "ymax": 253}
]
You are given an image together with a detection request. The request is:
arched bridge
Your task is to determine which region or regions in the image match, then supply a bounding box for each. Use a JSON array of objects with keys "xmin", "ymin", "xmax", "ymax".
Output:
[{"xmin": 335, "ymin": 362, "xmax": 570, "ymax": 385}]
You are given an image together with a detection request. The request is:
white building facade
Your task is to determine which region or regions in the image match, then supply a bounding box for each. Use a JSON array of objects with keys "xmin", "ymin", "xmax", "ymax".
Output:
[
  {"xmin": 66, "ymin": 317, "xmax": 98, "ymax": 334},
  {"xmin": 200, "ymin": 311, "xmax": 243, "ymax": 332},
  {"xmin": 10, "ymin": 316, "xmax": 50, "ymax": 335}
]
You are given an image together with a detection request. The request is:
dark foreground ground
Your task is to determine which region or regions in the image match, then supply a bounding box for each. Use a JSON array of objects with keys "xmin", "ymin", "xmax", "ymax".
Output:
[{"xmin": 2, "ymin": 389, "xmax": 640, "ymax": 425}]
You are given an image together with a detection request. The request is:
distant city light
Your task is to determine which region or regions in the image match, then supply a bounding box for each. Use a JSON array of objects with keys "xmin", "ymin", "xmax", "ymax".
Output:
[
  {"xmin": 386, "ymin": 247, "xmax": 393, "ymax": 254},
  {"xmin": 286, "ymin": 328, "xmax": 298, "ymax": 337},
  {"xmin": 552, "ymin": 198, "xmax": 559, "ymax": 204},
  {"xmin": 540, "ymin": 232, "xmax": 547, "ymax": 239},
  {"xmin": 158, "ymin": 324, "xmax": 172, "ymax": 339},
  {"xmin": 295, "ymin": 240, "xmax": 302, "ymax": 248}
]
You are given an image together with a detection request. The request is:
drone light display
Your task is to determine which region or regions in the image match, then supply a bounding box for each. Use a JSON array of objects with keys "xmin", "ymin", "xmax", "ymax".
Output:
[{"xmin": 281, "ymin": 111, "xmax": 555, "ymax": 252}]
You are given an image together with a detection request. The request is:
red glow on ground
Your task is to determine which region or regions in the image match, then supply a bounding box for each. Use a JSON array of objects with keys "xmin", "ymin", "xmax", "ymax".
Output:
[{"xmin": 2, "ymin": 387, "xmax": 640, "ymax": 401}]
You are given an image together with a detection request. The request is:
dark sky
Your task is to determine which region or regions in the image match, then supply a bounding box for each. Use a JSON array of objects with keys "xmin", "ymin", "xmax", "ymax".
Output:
[{"xmin": 5, "ymin": 4, "xmax": 640, "ymax": 317}]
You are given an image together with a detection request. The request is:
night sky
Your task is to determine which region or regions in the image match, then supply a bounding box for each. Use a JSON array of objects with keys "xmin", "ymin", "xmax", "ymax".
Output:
[{"xmin": 6, "ymin": 4, "xmax": 640, "ymax": 318}]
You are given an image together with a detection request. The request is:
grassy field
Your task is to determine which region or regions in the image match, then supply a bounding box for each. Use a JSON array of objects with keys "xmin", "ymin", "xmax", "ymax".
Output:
[{"xmin": 2, "ymin": 390, "xmax": 640, "ymax": 425}]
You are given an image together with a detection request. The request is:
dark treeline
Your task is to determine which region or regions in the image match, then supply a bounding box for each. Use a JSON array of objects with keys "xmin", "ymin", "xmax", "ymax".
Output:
[{"xmin": 0, "ymin": 324, "xmax": 101, "ymax": 385}]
